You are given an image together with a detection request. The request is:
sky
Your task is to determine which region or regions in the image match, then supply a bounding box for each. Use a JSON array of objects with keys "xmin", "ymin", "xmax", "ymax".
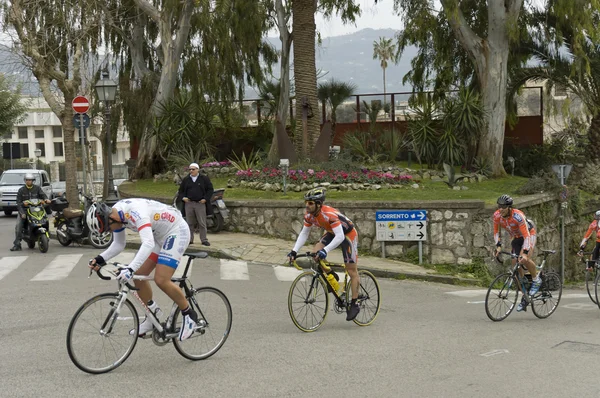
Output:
[{"xmin": 315, "ymin": 0, "xmax": 400, "ymax": 38}]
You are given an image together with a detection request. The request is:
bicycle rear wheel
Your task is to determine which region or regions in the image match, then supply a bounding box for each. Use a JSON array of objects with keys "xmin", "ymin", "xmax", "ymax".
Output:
[
  {"xmin": 532, "ymin": 272, "xmax": 562, "ymax": 319},
  {"xmin": 173, "ymin": 287, "xmax": 232, "ymax": 360},
  {"xmin": 66, "ymin": 293, "xmax": 139, "ymax": 374},
  {"xmin": 288, "ymin": 271, "xmax": 329, "ymax": 332},
  {"xmin": 585, "ymin": 265, "xmax": 598, "ymax": 304},
  {"xmin": 346, "ymin": 270, "xmax": 381, "ymax": 326},
  {"xmin": 485, "ymin": 273, "xmax": 519, "ymax": 321}
]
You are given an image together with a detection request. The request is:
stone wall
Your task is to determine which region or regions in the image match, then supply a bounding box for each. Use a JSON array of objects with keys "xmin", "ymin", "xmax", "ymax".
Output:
[{"xmin": 224, "ymin": 194, "xmax": 599, "ymax": 278}]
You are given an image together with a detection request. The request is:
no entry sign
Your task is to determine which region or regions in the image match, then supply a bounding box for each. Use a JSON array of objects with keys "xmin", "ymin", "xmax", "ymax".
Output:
[{"xmin": 72, "ymin": 96, "xmax": 90, "ymax": 114}]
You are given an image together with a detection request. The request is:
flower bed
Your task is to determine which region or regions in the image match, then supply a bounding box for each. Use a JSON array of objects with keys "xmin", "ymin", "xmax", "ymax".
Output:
[{"xmin": 234, "ymin": 167, "xmax": 414, "ymax": 185}]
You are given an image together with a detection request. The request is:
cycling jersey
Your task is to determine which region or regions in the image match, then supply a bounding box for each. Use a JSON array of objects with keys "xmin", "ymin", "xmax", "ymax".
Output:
[
  {"xmin": 303, "ymin": 205, "xmax": 354, "ymax": 234},
  {"xmin": 580, "ymin": 219, "xmax": 600, "ymax": 247},
  {"xmin": 99, "ymin": 199, "xmax": 190, "ymax": 270},
  {"xmin": 493, "ymin": 208, "xmax": 532, "ymax": 251}
]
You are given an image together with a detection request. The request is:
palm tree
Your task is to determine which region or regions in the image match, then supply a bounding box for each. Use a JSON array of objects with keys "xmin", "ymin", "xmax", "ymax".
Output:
[
  {"xmin": 372, "ymin": 37, "xmax": 398, "ymax": 104},
  {"xmin": 292, "ymin": 0, "xmax": 319, "ymax": 159},
  {"xmin": 317, "ymin": 79, "xmax": 357, "ymax": 126},
  {"xmin": 508, "ymin": 20, "xmax": 600, "ymax": 161}
]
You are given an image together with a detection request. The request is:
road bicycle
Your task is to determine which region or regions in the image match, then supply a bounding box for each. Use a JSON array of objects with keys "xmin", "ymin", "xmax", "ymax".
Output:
[
  {"xmin": 485, "ymin": 249, "xmax": 562, "ymax": 321},
  {"xmin": 287, "ymin": 252, "xmax": 381, "ymax": 332},
  {"xmin": 66, "ymin": 252, "xmax": 233, "ymax": 374},
  {"xmin": 579, "ymin": 251, "xmax": 600, "ymax": 304}
]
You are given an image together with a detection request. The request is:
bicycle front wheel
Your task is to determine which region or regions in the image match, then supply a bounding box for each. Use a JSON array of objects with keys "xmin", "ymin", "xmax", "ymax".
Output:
[
  {"xmin": 485, "ymin": 273, "xmax": 519, "ymax": 321},
  {"xmin": 585, "ymin": 266, "xmax": 598, "ymax": 304},
  {"xmin": 288, "ymin": 271, "xmax": 329, "ymax": 332},
  {"xmin": 532, "ymin": 271, "xmax": 562, "ymax": 319},
  {"xmin": 173, "ymin": 287, "xmax": 232, "ymax": 360},
  {"xmin": 66, "ymin": 293, "xmax": 139, "ymax": 374},
  {"xmin": 346, "ymin": 270, "xmax": 381, "ymax": 326}
]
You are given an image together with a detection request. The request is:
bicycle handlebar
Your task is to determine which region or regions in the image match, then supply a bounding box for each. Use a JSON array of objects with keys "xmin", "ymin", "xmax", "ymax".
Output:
[{"xmin": 93, "ymin": 262, "xmax": 139, "ymax": 291}]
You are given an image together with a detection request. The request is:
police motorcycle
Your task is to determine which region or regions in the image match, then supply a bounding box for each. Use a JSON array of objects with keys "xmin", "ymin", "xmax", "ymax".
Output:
[
  {"xmin": 20, "ymin": 198, "xmax": 51, "ymax": 253},
  {"xmin": 172, "ymin": 170, "xmax": 229, "ymax": 233},
  {"xmin": 51, "ymin": 193, "xmax": 113, "ymax": 249}
]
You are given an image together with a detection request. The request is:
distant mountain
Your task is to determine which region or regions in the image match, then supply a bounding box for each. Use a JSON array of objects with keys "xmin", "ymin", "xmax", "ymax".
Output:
[
  {"xmin": 248, "ymin": 28, "xmax": 417, "ymax": 99},
  {"xmin": 0, "ymin": 28, "xmax": 418, "ymax": 100}
]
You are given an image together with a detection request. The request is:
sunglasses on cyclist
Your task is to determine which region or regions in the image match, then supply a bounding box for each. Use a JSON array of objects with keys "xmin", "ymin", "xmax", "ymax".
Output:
[
  {"xmin": 305, "ymin": 200, "xmax": 316, "ymax": 206},
  {"xmin": 498, "ymin": 204, "xmax": 510, "ymax": 209}
]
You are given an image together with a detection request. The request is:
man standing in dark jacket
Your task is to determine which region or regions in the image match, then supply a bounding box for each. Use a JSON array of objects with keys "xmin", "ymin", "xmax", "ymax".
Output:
[
  {"xmin": 11, "ymin": 173, "xmax": 50, "ymax": 251},
  {"xmin": 178, "ymin": 163, "xmax": 214, "ymax": 246}
]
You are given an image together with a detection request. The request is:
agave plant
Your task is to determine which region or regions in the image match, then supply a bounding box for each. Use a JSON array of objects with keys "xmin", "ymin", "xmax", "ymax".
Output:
[{"xmin": 228, "ymin": 149, "xmax": 262, "ymax": 171}]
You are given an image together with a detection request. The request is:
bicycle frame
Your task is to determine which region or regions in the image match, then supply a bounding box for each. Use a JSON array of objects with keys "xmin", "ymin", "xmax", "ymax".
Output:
[
  {"xmin": 96, "ymin": 254, "xmax": 207, "ymax": 342},
  {"xmin": 497, "ymin": 250, "xmax": 555, "ymax": 300},
  {"xmin": 290, "ymin": 253, "xmax": 349, "ymax": 302}
]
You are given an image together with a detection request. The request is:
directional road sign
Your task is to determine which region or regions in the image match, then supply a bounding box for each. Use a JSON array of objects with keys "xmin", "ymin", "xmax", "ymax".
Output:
[
  {"xmin": 72, "ymin": 96, "xmax": 90, "ymax": 114},
  {"xmin": 73, "ymin": 113, "xmax": 90, "ymax": 129},
  {"xmin": 375, "ymin": 210, "xmax": 427, "ymax": 241}
]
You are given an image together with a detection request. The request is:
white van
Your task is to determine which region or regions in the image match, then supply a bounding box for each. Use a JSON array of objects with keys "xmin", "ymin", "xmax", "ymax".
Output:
[{"xmin": 0, "ymin": 169, "xmax": 53, "ymax": 216}]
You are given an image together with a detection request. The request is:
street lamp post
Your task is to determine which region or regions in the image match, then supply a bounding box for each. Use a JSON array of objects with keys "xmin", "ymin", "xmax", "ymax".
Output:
[
  {"xmin": 95, "ymin": 70, "xmax": 118, "ymax": 204},
  {"xmin": 34, "ymin": 148, "xmax": 41, "ymax": 170}
]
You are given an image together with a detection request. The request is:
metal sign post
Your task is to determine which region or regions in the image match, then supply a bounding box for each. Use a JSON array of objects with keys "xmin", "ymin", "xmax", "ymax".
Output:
[
  {"xmin": 375, "ymin": 210, "xmax": 427, "ymax": 264},
  {"xmin": 74, "ymin": 113, "xmax": 90, "ymax": 196},
  {"xmin": 552, "ymin": 164, "xmax": 572, "ymax": 283}
]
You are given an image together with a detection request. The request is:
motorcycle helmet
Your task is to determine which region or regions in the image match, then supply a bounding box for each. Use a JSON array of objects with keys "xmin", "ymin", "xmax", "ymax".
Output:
[{"xmin": 86, "ymin": 202, "xmax": 113, "ymax": 234}]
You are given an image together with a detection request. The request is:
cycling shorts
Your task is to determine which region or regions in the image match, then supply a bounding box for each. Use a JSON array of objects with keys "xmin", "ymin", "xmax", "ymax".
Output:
[
  {"xmin": 511, "ymin": 230, "xmax": 536, "ymax": 256},
  {"xmin": 147, "ymin": 219, "xmax": 190, "ymax": 269},
  {"xmin": 320, "ymin": 229, "xmax": 358, "ymax": 264}
]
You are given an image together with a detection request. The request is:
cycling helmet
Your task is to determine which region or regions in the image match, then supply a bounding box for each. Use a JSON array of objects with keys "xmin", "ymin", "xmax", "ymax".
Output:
[
  {"xmin": 86, "ymin": 202, "xmax": 113, "ymax": 234},
  {"xmin": 595, "ymin": 210, "xmax": 600, "ymax": 220},
  {"xmin": 497, "ymin": 194, "xmax": 513, "ymax": 207},
  {"xmin": 24, "ymin": 173, "xmax": 35, "ymax": 181},
  {"xmin": 304, "ymin": 188, "xmax": 326, "ymax": 204}
]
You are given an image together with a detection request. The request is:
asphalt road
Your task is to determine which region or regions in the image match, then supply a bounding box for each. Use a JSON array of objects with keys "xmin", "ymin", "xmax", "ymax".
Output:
[{"xmin": 0, "ymin": 214, "xmax": 599, "ymax": 397}]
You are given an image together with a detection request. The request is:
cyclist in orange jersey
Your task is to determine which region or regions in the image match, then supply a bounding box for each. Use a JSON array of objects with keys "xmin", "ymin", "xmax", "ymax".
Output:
[
  {"xmin": 577, "ymin": 210, "xmax": 600, "ymax": 270},
  {"xmin": 493, "ymin": 194, "xmax": 541, "ymax": 312},
  {"xmin": 287, "ymin": 188, "xmax": 360, "ymax": 321}
]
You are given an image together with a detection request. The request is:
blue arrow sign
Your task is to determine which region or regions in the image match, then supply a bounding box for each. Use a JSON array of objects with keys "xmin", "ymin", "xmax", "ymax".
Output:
[
  {"xmin": 376, "ymin": 210, "xmax": 427, "ymax": 221},
  {"xmin": 73, "ymin": 113, "xmax": 90, "ymax": 129}
]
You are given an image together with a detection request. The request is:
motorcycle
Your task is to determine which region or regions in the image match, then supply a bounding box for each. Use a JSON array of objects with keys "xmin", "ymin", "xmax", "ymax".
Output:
[
  {"xmin": 51, "ymin": 194, "xmax": 114, "ymax": 249},
  {"xmin": 172, "ymin": 171, "xmax": 229, "ymax": 233},
  {"xmin": 20, "ymin": 199, "xmax": 51, "ymax": 253}
]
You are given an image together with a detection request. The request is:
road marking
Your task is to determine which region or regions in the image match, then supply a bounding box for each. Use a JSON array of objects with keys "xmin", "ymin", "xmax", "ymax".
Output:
[
  {"xmin": 0, "ymin": 256, "xmax": 28, "ymax": 281},
  {"xmin": 220, "ymin": 259, "xmax": 249, "ymax": 280},
  {"xmin": 467, "ymin": 301, "xmax": 486, "ymax": 304},
  {"xmin": 273, "ymin": 266, "xmax": 303, "ymax": 281},
  {"xmin": 480, "ymin": 349, "xmax": 509, "ymax": 357},
  {"xmin": 562, "ymin": 303, "xmax": 598, "ymax": 310},
  {"xmin": 31, "ymin": 254, "xmax": 84, "ymax": 281},
  {"xmin": 561, "ymin": 293, "xmax": 590, "ymax": 299},
  {"xmin": 446, "ymin": 290, "xmax": 487, "ymax": 298}
]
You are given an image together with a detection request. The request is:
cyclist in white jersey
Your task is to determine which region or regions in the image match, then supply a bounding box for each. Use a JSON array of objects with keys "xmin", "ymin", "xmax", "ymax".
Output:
[{"xmin": 87, "ymin": 198, "xmax": 197, "ymax": 341}]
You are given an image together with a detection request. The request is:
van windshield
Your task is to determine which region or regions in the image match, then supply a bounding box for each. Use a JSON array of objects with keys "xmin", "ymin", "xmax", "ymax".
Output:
[{"xmin": 0, "ymin": 173, "xmax": 40, "ymax": 185}]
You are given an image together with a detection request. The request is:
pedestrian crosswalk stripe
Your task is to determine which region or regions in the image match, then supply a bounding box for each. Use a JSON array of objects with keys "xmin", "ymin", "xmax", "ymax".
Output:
[
  {"xmin": 31, "ymin": 254, "xmax": 84, "ymax": 281},
  {"xmin": 220, "ymin": 259, "xmax": 249, "ymax": 280},
  {"xmin": 273, "ymin": 265, "xmax": 302, "ymax": 281},
  {"xmin": 445, "ymin": 290, "xmax": 487, "ymax": 297},
  {"xmin": 0, "ymin": 256, "xmax": 28, "ymax": 281}
]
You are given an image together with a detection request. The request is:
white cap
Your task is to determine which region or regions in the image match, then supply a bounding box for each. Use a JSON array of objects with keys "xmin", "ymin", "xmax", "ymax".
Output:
[{"xmin": 189, "ymin": 163, "xmax": 199, "ymax": 170}]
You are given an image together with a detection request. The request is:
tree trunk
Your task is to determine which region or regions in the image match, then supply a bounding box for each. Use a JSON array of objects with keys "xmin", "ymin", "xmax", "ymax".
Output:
[
  {"xmin": 269, "ymin": 1, "xmax": 293, "ymax": 163},
  {"xmin": 292, "ymin": 0, "xmax": 319, "ymax": 160},
  {"xmin": 587, "ymin": 114, "xmax": 600, "ymax": 161},
  {"xmin": 60, "ymin": 104, "xmax": 79, "ymax": 209}
]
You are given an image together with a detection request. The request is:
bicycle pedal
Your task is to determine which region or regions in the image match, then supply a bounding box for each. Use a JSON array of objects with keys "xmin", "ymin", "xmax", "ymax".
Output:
[{"xmin": 139, "ymin": 333, "xmax": 153, "ymax": 339}]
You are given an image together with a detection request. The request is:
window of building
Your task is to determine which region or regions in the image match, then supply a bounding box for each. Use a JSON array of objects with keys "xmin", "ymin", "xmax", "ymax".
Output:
[
  {"xmin": 54, "ymin": 142, "xmax": 64, "ymax": 157},
  {"xmin": 21, "ymin": 143, "xmax": 29, "ymax": 158},
  {"xmin": 554, "ymin": 84, "xmax": 567, "ymax": 97},
  {"xmin": 52, "ymin": 126, "xmax": 62, "ymax": 138},
  {"xmin": 35, "ymin": 143, "xmax": 45, "ymax": 157},
  {"xmin": 18, "ymin": 127, "xmax": 27, "ymax": 139},
  {"xmin": 35, "ymin": 129, "xmax": 44, "ymax": 139}
]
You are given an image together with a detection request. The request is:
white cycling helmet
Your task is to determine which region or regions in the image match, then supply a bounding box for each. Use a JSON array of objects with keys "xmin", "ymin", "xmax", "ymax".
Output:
[
  {"xmin": 86, "ymin": 202, "xmax": 113, "ymax": 234},
  {"xmin": 595, "ymin": 210, "xmax": 600, "ymax": 220}
]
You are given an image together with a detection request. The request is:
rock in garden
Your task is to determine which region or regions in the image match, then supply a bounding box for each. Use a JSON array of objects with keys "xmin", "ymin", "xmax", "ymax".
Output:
[{"xmin": 412, "ymin": 183, "xmax": 419, "ymax": 189}]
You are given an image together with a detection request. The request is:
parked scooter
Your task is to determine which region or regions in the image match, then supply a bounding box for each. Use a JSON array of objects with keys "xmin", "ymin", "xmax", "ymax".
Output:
[
  {"xmin": 172, "ymin": 171, "xmax": 229, "ymax": 233},
  {"xmin": 51, "ymin": 194, "xmax": 114, "ymax": 249},
  {"xmin": 20, "ymin": 199, "xmax": 51, "ymax": 253}
]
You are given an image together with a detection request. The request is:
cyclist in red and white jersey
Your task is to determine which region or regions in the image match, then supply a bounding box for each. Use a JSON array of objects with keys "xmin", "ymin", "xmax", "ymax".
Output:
[
  {"xmin": 493, "ymin": 194, "xmax": 540, "ymax": 312},
  {"xmin": 577, "ymin": 210, "xmax": 600, "ymax": 270},
  {"xmin": 287, "ymin": 188, "xmax": 360, "ymax": 321},
  {"xmin": 87, "ymin": 198, "xmax": 197, "ymax": 341}
]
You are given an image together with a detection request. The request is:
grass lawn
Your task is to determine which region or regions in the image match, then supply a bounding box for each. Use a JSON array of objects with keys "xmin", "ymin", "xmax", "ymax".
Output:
[{"xmin": 120, "ymin": 175, "xmax": 530, "ymax": 205}]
